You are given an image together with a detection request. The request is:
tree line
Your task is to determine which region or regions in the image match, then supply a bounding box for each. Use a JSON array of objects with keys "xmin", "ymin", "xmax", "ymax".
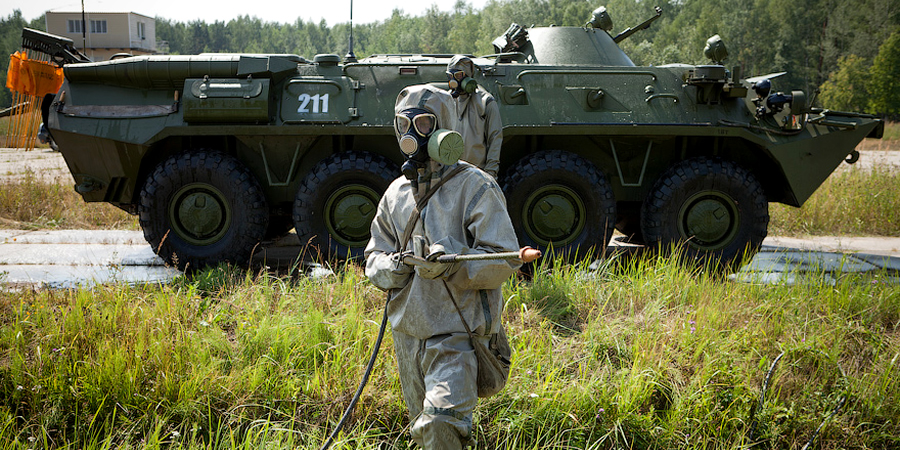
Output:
[{"xmin": 2, "ymin": 0, "xmax": 898, "ymax": 115}]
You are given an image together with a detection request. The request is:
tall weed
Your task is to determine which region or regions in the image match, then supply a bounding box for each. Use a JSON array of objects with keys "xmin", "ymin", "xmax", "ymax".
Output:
[{"xmin": 0, "ymin": 170, "xmax": 138, "ymax": 230}]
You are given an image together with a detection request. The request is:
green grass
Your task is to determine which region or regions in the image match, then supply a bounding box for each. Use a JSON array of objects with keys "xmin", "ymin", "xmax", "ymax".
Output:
[
  {"xmin": 881, "ymin": 121, "xmax": 900, "ymax": 142},
  {"xmin": 0, "ymin": 169, "xmax": 138, "ymax": 230},
  {"xmin": 1, "ymin": 257, "xmax": 898, "ymax": 449},
  {"xmin": 769, "ymin": 165, "xmax": 900, "ymax": 236}
]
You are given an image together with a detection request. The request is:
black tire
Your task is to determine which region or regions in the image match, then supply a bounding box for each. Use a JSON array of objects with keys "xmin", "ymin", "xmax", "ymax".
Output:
[
  {"xmin": 139, "ymin": 151, "xmax": 269, "ymax": 271},
  {"xmin": 293, "ymin": 152, "xmax": 398, "ymax": 260},
  {"xmin": 640, "ymin": 157, "xmax": 768, "ymax": 269},
  {"xmin": 502, "ymin": 151, "xmax": 616, "ymax": 259}
]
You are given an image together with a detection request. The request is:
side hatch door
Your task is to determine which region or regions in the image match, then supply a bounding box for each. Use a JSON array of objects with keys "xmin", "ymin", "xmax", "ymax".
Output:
[{"xmin": 280, "ymin": 76, "xmax": 356, "ymax": 124}]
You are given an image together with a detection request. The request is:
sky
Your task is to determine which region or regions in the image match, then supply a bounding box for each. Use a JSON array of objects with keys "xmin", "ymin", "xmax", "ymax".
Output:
[{"xmin": 5, "ymin": 0, "xmax": 490, "ymax": 25}]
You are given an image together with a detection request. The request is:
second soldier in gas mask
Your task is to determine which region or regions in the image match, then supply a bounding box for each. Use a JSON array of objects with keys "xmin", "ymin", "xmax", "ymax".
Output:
[{"xmin": 446, "ymin": 55, "xmax": 503, "ymax": 179}]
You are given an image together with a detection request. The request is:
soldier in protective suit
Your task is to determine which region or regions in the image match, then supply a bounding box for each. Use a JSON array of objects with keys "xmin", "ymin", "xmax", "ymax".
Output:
[
  {"xmin": 365, "ymin": 84, "xmax": 521, "ymax": 449},
  {"xmin": 446, "ymin": 55, "xmax": 503, "ymax": 178}
]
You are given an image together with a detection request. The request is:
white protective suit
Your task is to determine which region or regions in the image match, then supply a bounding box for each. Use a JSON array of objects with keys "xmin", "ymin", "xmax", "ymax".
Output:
[
  {"xmin": 365, "ymin": 85, "xmax": 521, "ymax": 449},
  {"xmin": 447, "ymin": 55, "xmax": 503, "ymax": 178}
]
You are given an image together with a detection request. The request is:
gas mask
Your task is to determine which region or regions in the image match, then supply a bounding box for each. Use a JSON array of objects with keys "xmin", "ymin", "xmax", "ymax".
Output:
[
  {"xmin": 395, "ymin": 107, "xmax": 464, "ymax": 180},
  {"xmin": 447, "ymin": 69, "xmax": 477, "ymax": 98}
]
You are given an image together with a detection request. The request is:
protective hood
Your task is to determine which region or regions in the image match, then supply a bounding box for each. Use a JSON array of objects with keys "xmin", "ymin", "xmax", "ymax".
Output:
[
  {"xmin": 394, "ymin": 84, "xmax": 455, "ymax": 140},
  {"xmin": 447, "ymin": 55, "xmax": 476, "ymax": 78}
]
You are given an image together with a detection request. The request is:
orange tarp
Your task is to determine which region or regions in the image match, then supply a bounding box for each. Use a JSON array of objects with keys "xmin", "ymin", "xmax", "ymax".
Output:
[
  {"xmin": 6, "ymin": 51, "xmax": 63, "ymax": 97},
  {"xmin": 5, "ymin": 51, "xmax": 62, "ymax": 150}
]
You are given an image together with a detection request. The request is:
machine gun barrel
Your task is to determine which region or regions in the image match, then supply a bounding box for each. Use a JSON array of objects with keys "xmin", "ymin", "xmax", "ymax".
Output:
[{"xmin": 613, "ymin": 6, "xmax": 662, "ymax": 43}]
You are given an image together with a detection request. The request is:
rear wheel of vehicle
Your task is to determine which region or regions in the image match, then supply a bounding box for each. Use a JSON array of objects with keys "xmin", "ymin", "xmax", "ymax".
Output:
[
  {"xmin": 502, "ymin": 151, "xmax": 616, "ymax": 259},
  {"xmin": 293, "ymin": 152, "xmax": 398, "ymax": 260},
  {"xmin": 640, "ymin": 157, "xmax": 768, "ymax": 270},
  {"xmin": 139, "ymin": 151, "xmax": 269, "ymax": 271}
]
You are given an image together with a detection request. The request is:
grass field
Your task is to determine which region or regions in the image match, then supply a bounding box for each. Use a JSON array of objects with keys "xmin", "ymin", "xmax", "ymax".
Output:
[
  {"xmin": 0, "ymin": 170, "xmax": 139, "ymax": 230},
  {"xmin": 1, "ymin": 256, "xmax": 898, "ymax": 449}
]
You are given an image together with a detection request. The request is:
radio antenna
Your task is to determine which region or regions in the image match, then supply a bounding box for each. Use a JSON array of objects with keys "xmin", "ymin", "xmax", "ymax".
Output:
[
  {"xmin": 81, "ymin": 0, "xmax": 87, "ymax": 53},
  {"xmin": 344, "ymin": 0, "xmax": 358, "ymax": 62}
]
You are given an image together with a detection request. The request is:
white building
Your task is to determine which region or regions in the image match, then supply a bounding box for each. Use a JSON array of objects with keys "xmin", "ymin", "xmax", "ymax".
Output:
[{"xmin": 45, "ymin": 11, "xmax": 158, "ymax": 61}]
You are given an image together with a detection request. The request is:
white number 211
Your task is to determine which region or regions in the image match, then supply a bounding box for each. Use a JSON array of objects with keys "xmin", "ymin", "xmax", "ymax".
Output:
[{"xmin": 297, "ymin": 93, "xmax": 329, "ymax": 113}]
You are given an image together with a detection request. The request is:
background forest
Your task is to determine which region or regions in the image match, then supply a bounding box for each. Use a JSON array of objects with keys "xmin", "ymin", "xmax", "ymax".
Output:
[{"xmin": 2, "ymin": 0, "xmax": 899, "ymax": 115}]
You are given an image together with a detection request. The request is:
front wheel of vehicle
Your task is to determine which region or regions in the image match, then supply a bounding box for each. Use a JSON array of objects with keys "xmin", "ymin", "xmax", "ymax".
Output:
[
  {"xmin": 139, "ymin": 151, "xmax": 269, "ymax": 271},
  {"xmin": 293, "ymin": 152, "xmax": 398, "ymax": 260},
  {"xmin": 502, "ymin": 150, "xmax": 616, "ymax": 260},
  {"xmin": 640, "ymin": 157, "xmax": 769, "ymax": 270}
]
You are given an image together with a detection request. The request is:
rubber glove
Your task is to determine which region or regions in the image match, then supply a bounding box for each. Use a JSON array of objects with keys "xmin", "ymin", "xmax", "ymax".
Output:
[{"xmin": 411, "ymin": 235, "xmax": 448, "ymax": 279}]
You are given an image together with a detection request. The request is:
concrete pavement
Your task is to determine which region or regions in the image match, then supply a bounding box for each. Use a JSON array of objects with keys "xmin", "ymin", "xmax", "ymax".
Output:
[
  {"xmin": 0, "ymin": 229, "xmax": 178, "ymax": 288},
  {"xmin": 2, "ymin": 229, "xmax": 899, "ymax": 288}
]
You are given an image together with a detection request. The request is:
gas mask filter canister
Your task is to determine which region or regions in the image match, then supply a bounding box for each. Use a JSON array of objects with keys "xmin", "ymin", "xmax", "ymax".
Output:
[{"xmin": 427, "ymin": 129, "xmax": 464, "ymax": 165}]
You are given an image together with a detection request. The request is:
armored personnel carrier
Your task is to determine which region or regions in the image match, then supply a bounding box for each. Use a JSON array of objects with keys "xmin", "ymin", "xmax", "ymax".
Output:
[{"xmin": 30, "ymin": 7, "xmax": 883, "ymax": 270}]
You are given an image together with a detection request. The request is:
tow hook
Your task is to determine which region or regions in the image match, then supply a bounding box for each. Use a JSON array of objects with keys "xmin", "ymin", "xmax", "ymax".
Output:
[{"xmin": 75, "ymin": 176, "xmax": 104, "ymax": 193}]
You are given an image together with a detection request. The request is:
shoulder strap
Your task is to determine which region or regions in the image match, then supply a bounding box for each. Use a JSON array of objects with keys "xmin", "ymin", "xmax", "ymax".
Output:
[
  {"xmin": 443, "ymin": 279, "xmax": 476, "ymax": 338},
  {"xmin": 481, "ymin": 94, "xmax": 494, "ymax": 119},
  {"xmin": 398, "ymin": 164, "xmax": 469, "ymax": 251}
]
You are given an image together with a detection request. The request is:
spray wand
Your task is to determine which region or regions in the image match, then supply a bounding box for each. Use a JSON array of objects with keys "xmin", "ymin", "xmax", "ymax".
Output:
[{"xmin": 402, "ymin": 246, "xmax": 543, "ymax": 266}]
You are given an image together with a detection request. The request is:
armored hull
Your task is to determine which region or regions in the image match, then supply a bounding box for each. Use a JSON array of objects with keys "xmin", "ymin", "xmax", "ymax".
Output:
[{"xmin": 41, "ymin": 25, "xmax": 883, "ymax": 270}]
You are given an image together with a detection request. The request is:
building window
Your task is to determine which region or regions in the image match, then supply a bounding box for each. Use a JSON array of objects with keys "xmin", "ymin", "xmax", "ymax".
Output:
[
  {"xmin": 137, "ymin": 21, "xmax": 145, "ymax": 39},
  {"xmin": 90, "ymin": 20, "xmax": 107, "ymax": 34},
  {"xmin": 67, "ymin": 19, "xmax": 83, "ymax": 33}
]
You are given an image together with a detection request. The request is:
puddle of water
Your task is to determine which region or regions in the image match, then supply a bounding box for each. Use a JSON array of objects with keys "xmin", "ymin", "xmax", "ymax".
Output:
[{"xmin": 730, "ymin": 248, "xmax": 900, "ymax": 285}]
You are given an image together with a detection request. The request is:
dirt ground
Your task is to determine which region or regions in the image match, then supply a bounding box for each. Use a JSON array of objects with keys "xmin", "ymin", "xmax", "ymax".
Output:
[{"xmin": 0, "ymin": 147, "xmax": 71, "ymax": 182}]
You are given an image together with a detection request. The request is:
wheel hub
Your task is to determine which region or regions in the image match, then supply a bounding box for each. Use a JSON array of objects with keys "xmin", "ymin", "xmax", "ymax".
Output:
[
  {"xmin": 678, "ymin": 191, "xmax": 739, "ymax": 250},
  {"xmin": 325, "ymin": 185, "xmax": 379, "ymax": 247},
  {"xmin": 522, "ymin": 185, "xmax": 585, "ymax": 246},
  {"xmin": 169, "ymin": 183, "xmax": 230, "ymax": 245}
]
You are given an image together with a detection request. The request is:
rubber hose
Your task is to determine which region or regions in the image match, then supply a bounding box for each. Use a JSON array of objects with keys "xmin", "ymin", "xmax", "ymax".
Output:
[{"xmin": 319, "ymin": 298, "xmax": 390, "ymax": 450}]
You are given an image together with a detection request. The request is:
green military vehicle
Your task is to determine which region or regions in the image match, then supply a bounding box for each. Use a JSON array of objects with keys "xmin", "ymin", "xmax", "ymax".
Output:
[{"xmin": 30, "ymin": 6, "xmax": 883, "ymax": 270}]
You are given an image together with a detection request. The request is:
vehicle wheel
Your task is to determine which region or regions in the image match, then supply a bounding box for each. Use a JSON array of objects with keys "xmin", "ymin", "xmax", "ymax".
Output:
[
  {"xmin": 139, "ymin": 151, "xmax": 269, "ymax": 271},
  {"xmin": 502, "ymin": 151, "xmax": 616, "ymax": 259},
  {"xmin": 640, "ymin": 157, "xmax": 768, "ymax": 269},
  {"xmin": 293, "ymin": 152, "xmax": 398, "ymax": 260}
]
